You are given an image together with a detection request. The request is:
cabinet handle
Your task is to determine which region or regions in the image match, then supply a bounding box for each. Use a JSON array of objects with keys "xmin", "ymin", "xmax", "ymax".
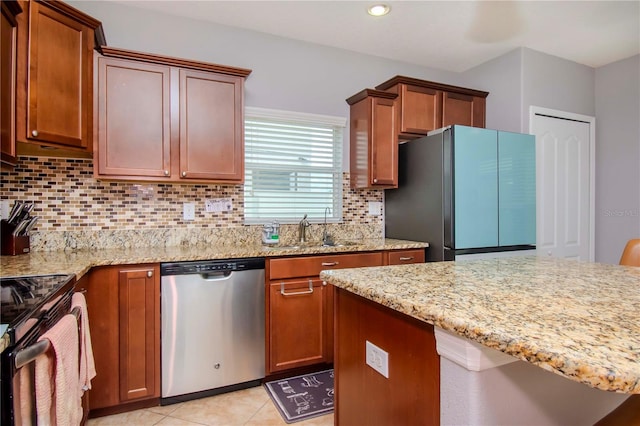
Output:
[
  {"xmin": 373, "ymin": 178, "xmax": 378, "ymax": 183},
  {"xmin": 31, "ymin": 130, "xmax": 39, "ymax": 137},
  {"xmin": 164, "ymin": 170, "xmax": 169, "ymax": 176},
  {"xmin": 147, "ymin": 270, "xmax": 153, "ymax": 278},
  {"xmin": 280, "ymin": 280, "xmax": 314, "ymax": 296},
  {"xmin": 399, "ymin": 256, "xmax": 415, "ymax": 261},
  {"xmin": 321, "ymin": 262, "xmax": 339, "ymax": 266},
  {"xmin": 181, "ymin": 171, "xmax": 187, "ymax": 177}
]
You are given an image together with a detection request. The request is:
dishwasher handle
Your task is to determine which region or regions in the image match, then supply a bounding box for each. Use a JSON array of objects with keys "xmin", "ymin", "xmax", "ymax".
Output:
[{"xmin": 200, "ymin": 271, "xmax": 232, "ymax": 280}]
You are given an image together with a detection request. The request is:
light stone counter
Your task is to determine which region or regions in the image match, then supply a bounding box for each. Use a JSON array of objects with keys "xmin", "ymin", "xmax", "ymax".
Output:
[
  {"xmin": 319, "ymin": 256, "xmax": 640, "ymax": 394},
  {"xmin": 0, "ymin": 238, "xmax": 427, "ymax": 278},
  {"xmin": 0, "ymin": 239, "xmax": 427, "ymax": 353}
]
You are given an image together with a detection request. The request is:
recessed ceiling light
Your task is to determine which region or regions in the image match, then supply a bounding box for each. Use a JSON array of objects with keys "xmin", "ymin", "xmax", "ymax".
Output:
[{"xmin": 367, "ymin": 4, "xmax": 391, "ymax": 17}]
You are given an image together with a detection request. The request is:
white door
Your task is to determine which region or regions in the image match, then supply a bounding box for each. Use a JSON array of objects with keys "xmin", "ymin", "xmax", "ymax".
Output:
[{"xmin": 530, "ymin": 107, "xmax": 595, "ymax": 261}]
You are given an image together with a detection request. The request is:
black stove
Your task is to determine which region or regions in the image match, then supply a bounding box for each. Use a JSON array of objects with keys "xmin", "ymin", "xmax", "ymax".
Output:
[{"xmin": 1, "ymin": 274, "xmax": 76, "ymax": 347}]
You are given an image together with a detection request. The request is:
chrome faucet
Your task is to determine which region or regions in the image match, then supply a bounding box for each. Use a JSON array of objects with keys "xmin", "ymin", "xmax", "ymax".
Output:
[
  {"xmin": 298, "ymin": 214, "xmax": 310, "ymax": 243},
  {"xmin": 322, "ymin": 207, "xmax": 334, "ymax": 246}
]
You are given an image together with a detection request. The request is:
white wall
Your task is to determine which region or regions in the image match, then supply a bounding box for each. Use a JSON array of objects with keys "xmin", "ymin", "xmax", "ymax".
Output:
[
  {"xmin": 594, "ymin": 55, "xmax": 640, "ymax": 264},
  {"xmin": 521, "ymin": 48, "xmax": 596, "ymax": 132},
  {"xmin": 462, "ymin": 48, "xmax": 523, "ymax": 132}
]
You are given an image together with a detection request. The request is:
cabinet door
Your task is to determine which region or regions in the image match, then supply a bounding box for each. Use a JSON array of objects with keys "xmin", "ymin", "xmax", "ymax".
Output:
[
  {"xmin": 118, "ymin": 266, "xmax": 160, "ymax": 402},
  {"xmin": 269, "ymin": 279, "xmax": 326, "ymax": 372},
  {"xmin": 498, "ymin": 131, "xmax": 536, "ymax": 246},
  {"xmin": 370, "ymin": 96, "xmax": 397, "ymax": 187},
  {"xmin": 179, "ymin": 69, "xmax": 244, "ymax": 181},
  {"xmin": 84, "ymin": 267, "xmax": 120, "ymax": 410},
  {"xmin": 442, "ymin": 92, "xmax": 486, "ymax": 128},
  {"xmin": 398, "ymin": 84, "xmax": 442, "ymax": 137},
  {"xmin": 0, "ymin": 2, "xmax": 19, "ymax": 167},
  {"xmin": 97, "ymin": 57, "xmax": 171, "ymax": 178},
  {"xmin": 22, "ymin": 1, "xmax": 93, "ymax": 150},
  {"xmin": 454, "ymin": 126, "xmax": 498, "ymax": 249}
]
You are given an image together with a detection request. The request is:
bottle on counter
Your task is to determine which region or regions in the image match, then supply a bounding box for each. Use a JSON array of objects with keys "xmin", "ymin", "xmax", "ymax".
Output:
[{"xmin": 262, "ymin": 221, "xmax": 280, "ymax": 245}]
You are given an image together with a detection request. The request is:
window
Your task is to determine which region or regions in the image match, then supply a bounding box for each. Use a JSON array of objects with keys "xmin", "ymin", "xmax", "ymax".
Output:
[{"xmin": 244, "ymin": 107, "xmax": 345, "ymax": 224}]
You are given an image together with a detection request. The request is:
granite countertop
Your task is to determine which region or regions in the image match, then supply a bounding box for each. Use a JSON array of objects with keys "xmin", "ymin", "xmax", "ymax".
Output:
[
  {"xmin": 0, "ymin": 238, "xmax": 427, "ymax": 278},
  {"xmin": 320, "ymin": 256, "xmax": 640, "ymax": 394},
  {"xmin": 0, "ymin": 238, "xmax": 427, "ymax": 353}
]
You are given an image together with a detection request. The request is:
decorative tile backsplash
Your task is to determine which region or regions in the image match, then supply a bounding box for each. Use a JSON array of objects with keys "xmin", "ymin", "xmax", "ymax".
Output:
[{"xmin": 0, "ymin": 157, "xmax": 384, "ymax": 251}]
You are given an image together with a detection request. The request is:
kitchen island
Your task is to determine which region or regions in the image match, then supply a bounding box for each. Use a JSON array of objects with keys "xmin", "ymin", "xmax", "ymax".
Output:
[{"xmin": 320, "ymin": 256, "xmax": 640, "ymax": 425}]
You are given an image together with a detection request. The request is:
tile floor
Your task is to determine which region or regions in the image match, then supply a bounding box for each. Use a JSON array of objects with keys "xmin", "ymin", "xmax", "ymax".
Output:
[{"xmin": 86, "ymin": 386, "xmax": 334, "ymax": 426}]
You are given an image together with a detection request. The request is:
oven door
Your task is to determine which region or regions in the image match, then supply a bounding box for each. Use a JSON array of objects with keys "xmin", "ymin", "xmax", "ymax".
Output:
[{"xmin": 1, "ymin": 290, "xmax": 74, "ymax": 426}]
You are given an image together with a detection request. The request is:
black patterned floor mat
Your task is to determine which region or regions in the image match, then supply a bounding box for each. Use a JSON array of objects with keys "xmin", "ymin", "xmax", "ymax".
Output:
[{"xmin": 264, "ymin": 369, "xmax": 334, "ymax": 423}]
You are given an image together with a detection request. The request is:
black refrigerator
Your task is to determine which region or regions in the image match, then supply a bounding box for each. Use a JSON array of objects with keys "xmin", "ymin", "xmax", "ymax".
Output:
[{"xmin": 385, "ymin": 125, "xmax": 536, "ymax": 261}]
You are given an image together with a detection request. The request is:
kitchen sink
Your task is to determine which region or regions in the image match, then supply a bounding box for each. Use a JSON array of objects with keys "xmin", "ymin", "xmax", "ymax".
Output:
[{"xmin": 264, "ymin": 241, "xmax": 358, "ymax": 250}]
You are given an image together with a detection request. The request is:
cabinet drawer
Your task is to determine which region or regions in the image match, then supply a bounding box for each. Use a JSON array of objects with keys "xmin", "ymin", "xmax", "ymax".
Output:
[
  {"xmin": 269, "ymin": 252, "xmax": 383, "ymax": 280},
  {"xmin": 386, "ymin": 249, "xmax": 425, "ymax": 265}
]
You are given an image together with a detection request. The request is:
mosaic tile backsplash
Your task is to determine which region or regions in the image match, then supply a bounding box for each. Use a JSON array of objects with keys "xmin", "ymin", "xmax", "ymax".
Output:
[{"xmin": 0, "ymin": 157, "xmax": 384, "ymax": 251}]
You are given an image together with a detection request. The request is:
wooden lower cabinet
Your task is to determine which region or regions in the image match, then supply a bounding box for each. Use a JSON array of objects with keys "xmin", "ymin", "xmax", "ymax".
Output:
[
  {"xmin": 84, "ymin": 264, "xmax": 160, "ymax": 413},
  {"xmin": 335, "ymin": 288, "xmax": 439, "ymax": 425},
  {"xmin": 269, "ymin": 278, "xmax": 327, "ymax": 372},
  {"xmin": 385, "ymin": 248, "xmax": 426, "ymax": 265},
  {"xmin": 266, "ymin": 252, "xmax": 384, "ymax": 375}
]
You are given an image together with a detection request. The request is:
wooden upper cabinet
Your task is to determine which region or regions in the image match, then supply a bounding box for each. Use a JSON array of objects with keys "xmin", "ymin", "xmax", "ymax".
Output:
[
  {"xmin": 0, "ymin": 1, "xmax": 21, "ymax": 168},
  {"xmin": 346, "ymin": 89, "xmax": 398, "ymax": 189},
  {"xmin": 95, "ymin": 47, "xmax": 251, "ymax": 184},
  {"xmin": 384, "ymin": 82, "xmax": 442, "ymax": 139},
  {"xmin": 179, "ymin": 69, "xmax": 244, "ymax": 181},
  {"xmin": 97, "ymin": 57, "xmax": 172, "ymax": 178},
  {"xmin": 442, "ymin": 91, "xmax": 486, "ymax": 128},
  {"xmin": 15, "ymin": 0, "xmax": 104, "ymax": 156},
  {"xmin": 376, "ymin": 75, "xmax": 488, "ymax": 140}
]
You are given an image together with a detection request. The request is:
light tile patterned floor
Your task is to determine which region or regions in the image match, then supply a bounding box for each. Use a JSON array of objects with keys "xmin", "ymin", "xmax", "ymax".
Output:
[{"xmin": 87, "ymin": 386, "xmax": 334, "ymax": 426}]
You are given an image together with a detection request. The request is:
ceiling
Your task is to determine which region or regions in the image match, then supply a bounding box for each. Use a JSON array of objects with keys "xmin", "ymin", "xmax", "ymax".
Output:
[{"xmin": 118, "ymin": 1, "xmax": 639, "ymax": 72}]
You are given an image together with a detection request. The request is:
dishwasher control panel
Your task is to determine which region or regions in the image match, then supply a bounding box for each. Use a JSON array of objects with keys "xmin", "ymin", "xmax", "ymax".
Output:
[{"xmin": 161, "ymin": 257, "xmax": 265, "ymax": 276}]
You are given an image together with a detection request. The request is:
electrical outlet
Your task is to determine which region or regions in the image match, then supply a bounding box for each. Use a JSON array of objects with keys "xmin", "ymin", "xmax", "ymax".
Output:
[
  {"xmin": 0, "ymin": 200, "xmax": 10, "ymax": 220},
  {"xmin": 183, "ymin": 202, "xmax": 195, "ymax": 221},
  {"xmin": 368, "ymin": 201, "xmax": 382, "ymax": 216},
  {"xmin": 366, "ymin": 340, "xmax": 389, "ymax": 378}
]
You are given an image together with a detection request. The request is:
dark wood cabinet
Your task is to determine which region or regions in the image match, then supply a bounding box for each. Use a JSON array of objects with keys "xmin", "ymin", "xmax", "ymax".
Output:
[
  {"xmin": 375, "ymin": 75, "xmax": 488, "ymax": 139},
  {"xmin": 266, "ymin": 252, "xmax": 384, "ymax": 375},
  {"xmin": 95, "ymin": 47, "xmax": 250, "ymax": 183},
  {"xmin": 0, "ymin": 1, "xmax": 21, "ymax": 168},
  {"xmin": 385, "ymin": 248, "xmax": 426, "ymax": 265},
  {"xmin": 334, "ymin": 288, "xmax": 439, "ymax": 425},
  {"xmin": 15, "ymin": 0, "xmax": 104, "ymax": 157},
  {"xmin": 118, "ymin": 268, "xmax": 160, "ymax": 402},
  {"xmin": 179, "ymin": 69, "xmax": 244, "ymax": 181},
  {"xmin": 269, "ymin": 278, "xmax": 327, "ymax": 372},
  {"xmin": 84, "ymin": 264, "xmax": 160, "ymax": 413},
  {"xmin": 346, "ymin": 89, "xmax": 398, "ymax": 189},
  {"xmin": 442, "ymin": 90, "xmax": 486, "ymax": 128},
  {"xmin": 96, "ymin": 57, "xmax": 172, "ymax": 178}
]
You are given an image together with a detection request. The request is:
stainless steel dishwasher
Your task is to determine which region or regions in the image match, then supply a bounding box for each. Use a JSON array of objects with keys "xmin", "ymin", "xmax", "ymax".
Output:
[{"xmin": 160, "ymin": 257, "xmax": 265, "ymax": 403}]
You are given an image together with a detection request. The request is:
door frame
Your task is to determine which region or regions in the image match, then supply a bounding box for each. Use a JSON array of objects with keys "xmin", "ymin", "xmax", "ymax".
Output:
[{"xmin": 528, "ymin": 106, "xmax": 596, "ymax": 261}]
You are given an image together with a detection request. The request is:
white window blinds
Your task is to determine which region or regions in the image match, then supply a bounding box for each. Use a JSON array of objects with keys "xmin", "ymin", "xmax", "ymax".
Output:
[{"xmin": 244, "ymin": 107, "xmax": 345, "ymax": 224}]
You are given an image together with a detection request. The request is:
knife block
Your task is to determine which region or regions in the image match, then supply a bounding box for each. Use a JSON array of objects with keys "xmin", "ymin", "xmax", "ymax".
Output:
[{"xmin": 1, "ymin": 220, "xmax": 30, "ymax": 256}]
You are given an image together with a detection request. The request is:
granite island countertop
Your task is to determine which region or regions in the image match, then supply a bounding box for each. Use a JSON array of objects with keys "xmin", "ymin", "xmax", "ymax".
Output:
[{"xmin": 319, "ymin": 256, "xmax": 640, "ymax": 394}]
